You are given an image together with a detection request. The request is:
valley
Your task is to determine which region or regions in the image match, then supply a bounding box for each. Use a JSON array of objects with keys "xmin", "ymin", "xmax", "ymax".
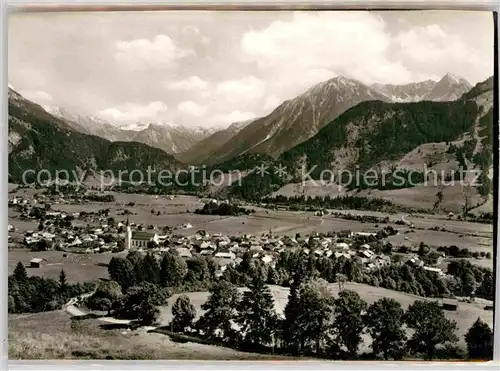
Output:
[{"xmin": 7, "ymin": 24, "xmax": 496, "ymax": 362}]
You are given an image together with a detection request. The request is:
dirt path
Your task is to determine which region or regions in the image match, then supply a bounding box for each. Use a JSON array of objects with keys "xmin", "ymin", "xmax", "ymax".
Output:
[{"xmin": 63, "ymin": 291, "xmax": 140, "ymax": 327}]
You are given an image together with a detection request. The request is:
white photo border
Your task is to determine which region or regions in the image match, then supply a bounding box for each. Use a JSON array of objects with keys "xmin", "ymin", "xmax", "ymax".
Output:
[{"xmin": 1, "ymin": 0, "xmax": 499, "ymax": 369}]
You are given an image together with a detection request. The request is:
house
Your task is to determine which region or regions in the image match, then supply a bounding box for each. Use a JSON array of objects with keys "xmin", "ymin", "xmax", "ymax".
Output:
[
  {"xmin": 350, "ymin": 232, "xmax": 376, "ymax": 237},
  {"xmin": 336, "ymin": 242, "xmax": 349, "ymax": 250},
  {"xmin": 406, "ymin": 257, "xmax": 424, "ymax": 268},
  {"xmin": 30, "ymin": 258, "xmax": 45, "ymax": 268},
  {"xmin": 215, "ymin": 251, "xmax": 236, "ymax": 260},
  {"xmin": 200, "ymin": 249, "xmax": 215, "ymax": 256},
  {"xmin": 334, "ymin": 251, "xmax": 351, "ymax": 260},
  {"xmin": 360, "ymin": 250, "xmax": 374, "ymax": 259},
  {"xmin": 176, "ymin": 247, "xmax": 193, "ymax": 259},
  {"xmin": 261, "ymin": 255, "xmax": 274, "ymax": 265},
  {"xmin": 250, "ymin": 244, "xmax": 264, "ymax": 252},
  {"xmin": 423, "ymin": 266, "xmax": 444, "ymax": 276}
]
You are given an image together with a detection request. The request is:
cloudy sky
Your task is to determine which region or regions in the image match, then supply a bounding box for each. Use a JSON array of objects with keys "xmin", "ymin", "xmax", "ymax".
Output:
[{"xmin": 8, "ymin": 10, "xmax": 494, "ymax": 129}]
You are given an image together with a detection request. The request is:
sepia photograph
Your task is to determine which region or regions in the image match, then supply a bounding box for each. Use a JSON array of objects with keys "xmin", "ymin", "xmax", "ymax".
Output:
[{"xmin": 7, "ymin": 9, "xmax": 496, "ymax": 361}]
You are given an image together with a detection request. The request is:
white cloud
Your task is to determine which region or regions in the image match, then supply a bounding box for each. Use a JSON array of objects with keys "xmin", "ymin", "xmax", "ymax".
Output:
[
  {"xmin": 177, "ymin": 100, "xmax": 208, "ymax": 117},
  {"xmin": 114, "ymin": 34, "xmax": 193, "ymax": 70},
  {"xmin": 215, "ymin": 75, "xmax": 266, "ymax": 104},
  {"xmin": 97, "ymin": 101, "xmax": 168, "ymax": 123},
  {"xmin": 19, "ymin": 89, "xmax": 53, "ymax": 103},
  {"xmin": 240, "ymin": 12, "xmax": 414, "ymax": 85},
  {"xmin": 394, "ymin": 24, "xmax": 490, "ymax": 82},
  {"xmin": 263, "ymin": 95, "xmax": 281, "ymax": 111},
  {"xmin": 167, "ymin": 76, "xmax": 209, "ymax": 91},
  {"xmin": 210, "ymin": 110, "xmax": 256, "ymax": 127}
]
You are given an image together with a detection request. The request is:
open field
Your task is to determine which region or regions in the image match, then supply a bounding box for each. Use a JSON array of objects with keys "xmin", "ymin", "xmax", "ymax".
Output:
[
  {"xmin": 9, "ymin": 310, "xmax": 292, "ymax": 360},
  {"xmin": 385, "ymin": 229, "xmax": 492, "ymax": 252},
  {"xmin": 272, "ymin": 177, "xmax": 491, "ymax": 215},
  {"xmin": 8, "ymin": 249, "xmax": 120, "ymax": 283}
]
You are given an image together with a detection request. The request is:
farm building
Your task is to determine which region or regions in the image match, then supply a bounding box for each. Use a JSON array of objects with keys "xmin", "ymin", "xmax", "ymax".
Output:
[
  {"xmin": 176, "ymin": 247, "xmax": 193, "ymax": 259},
  {"xmin": 30, "ymin": 258, "xmax": 45, "ymax": 268},
  {"xmin": 441, "ymin": 299, "xmax": 458, "ymax": 311}
]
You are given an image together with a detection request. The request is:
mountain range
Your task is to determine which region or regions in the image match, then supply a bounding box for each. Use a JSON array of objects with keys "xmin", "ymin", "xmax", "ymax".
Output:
[
  {"xmin": 186, "ymin": 73, "xmax": 473, "ymax": 165},
  {"xmin": 371, "ymin": 73, "xmax": 472, "ymax": 102},
  {"xmin": 44, "ymin": 105, "xmax": 216, "ymax": 155},
  {"xmin": 226, "ymin": 75, "xmax": 493, "ymax": 211},
  {"xmin": 8, "ymin": 72, "xmax": 492, "ymax": 211},
  {"xmin": 8, "ymin": 89, "xmax": 182, "ymax": 183}
]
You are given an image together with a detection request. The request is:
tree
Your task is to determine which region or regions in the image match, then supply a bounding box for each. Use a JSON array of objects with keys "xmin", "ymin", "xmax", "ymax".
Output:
[
  {"xmin": 146, "ymin": 240, "xmax": 158, "ymax": 249},
  {"xmin": 171, "ymin": 295, "xmax": 197, "ymax": 332},
  {"xmin": 33, "ymin": 239, "xmax": 50, "ymax": 252},
  {"xmin": 126, "ymin": 250, "xmax": 145, "ymax": 282},
  {"xmin": 281, "ymin": 277, "xmax": 302, "ymax": 354},
  {"xmin": 185, "ymin": 256, "xmax": 210, "ymax": 283},
  {"xmin": 364, "ymin": 298, "xmax": 406, "ymax": 360},
  {"xmin": 461, "ymin": 185, "xmax": 473, "ymax": 220},
  {"xmin": 462, "ymin": 271, "xmax": 478, "ymax": 298},
  {"xmin": 237, "ymin": 277, "xmax": 278, "ymax": 349},
  {"xmin": 87, "ymin": 280, "xmax": 123, "ymax": 314},
  {"xmin": 13, "ymin": 262, "xmax": 28, "ymax": 284},
  {"xmin": 160, "ymin": 251, "xmax": 188, "ymax": 287},
  {"xmin": 332, "ymin": 290, "xmax": 367, "ymax": 359},
  {"xmin": 198, "ymin": 281, "xmax": 240, "ymax": 341},
  {"xmin": 296, "ymin": 280, "xmax": 333, "ymax": 354},
  {"xmin": 267, "ymin": 266, "xmax": 279, "ymax": 285},
  {"xmin": 465, "ymin": 318, "xmax": 493, "ymax": 360},
  {"xmin": 108, "ymin": 257, "xmax": 136, "ymax": 291},
  {"xmin": 336, "ymin": 273, "xmax": 347, "ymax": 291},
  {"xmin": 418, "ymin": 242, "xmax": 430, "ymax": 257},
  {"xmin": 59, "ymin": 269, "xmax": 68, "ymax": 295},
  {"xmin": 8, "ymin": 295, "xmax": 15, "ymax": 313},
  {"xmin": 114, "ymin": 282, "xmax": 169, "ymax": 325},
  {"xmin": 142, "ymin": 253, "xmax": 160, "ymax": 284},
  {"xmin": 404, "ymin": 300, "xmax": 458, "ymax": 360}
]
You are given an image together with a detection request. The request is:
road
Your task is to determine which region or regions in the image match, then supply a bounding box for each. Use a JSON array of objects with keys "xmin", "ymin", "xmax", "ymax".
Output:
[{"xmin": 63, "ymin": 291, "xmax": 147, "ymax": 327}]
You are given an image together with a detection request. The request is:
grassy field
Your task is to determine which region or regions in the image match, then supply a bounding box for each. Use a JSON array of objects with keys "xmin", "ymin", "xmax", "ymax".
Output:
[
  {"xmin": 9, "ymin": 311, "xmax": 293, "ymax": 360},
  {"xmin": 10, "ymin": 281, "xmax": 489, "ymax": 359},
  {"xmin": 8, "ymin": 249, "xmax": 121, "ymax": 283},
  {"xmin": 160, "ymin": 283, "xmax": 493, "ymax": 353}
]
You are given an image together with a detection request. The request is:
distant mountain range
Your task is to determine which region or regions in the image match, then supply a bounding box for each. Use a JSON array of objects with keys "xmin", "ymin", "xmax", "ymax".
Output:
[
  {"xmin": 8, "ymin": 72, "xmax": 484, "ymax": 190},
  {"xmin": 186, "ymin": 73, "xmax": 473, "ymax": 165},
  {"xmin": 176, "ymin": 119, "xmax": 255, "ymax": 164},
  {"xmin": 44, "ymin": 105, "xmax": 215, "ymax": 155},
  {"xmin": 371, "ymin": 73, "xmax": 472, "ymax": 103}
]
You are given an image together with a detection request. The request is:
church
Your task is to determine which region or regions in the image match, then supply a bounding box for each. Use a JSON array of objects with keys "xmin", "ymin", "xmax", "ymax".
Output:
[{"xmin": 125, "ymin": 219, "xmax": 159, "ymax": 250}]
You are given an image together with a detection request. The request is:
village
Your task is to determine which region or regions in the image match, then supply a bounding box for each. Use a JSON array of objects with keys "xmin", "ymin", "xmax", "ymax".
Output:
[{"xmin": 8, "ymin": 189, "xmax": 465, "ymax": 284}]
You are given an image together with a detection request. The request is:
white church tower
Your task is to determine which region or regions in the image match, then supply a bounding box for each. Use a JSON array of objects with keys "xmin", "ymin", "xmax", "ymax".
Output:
[{"xmin": 125, "ymin": 217, "xmax": 132, "ymax": 250}]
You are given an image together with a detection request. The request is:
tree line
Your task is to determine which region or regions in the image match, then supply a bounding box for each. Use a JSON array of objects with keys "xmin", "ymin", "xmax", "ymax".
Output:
[
  {"xmin": 262, "ymin": 195, "xmax": 409, "ymax": 213},
  {"xmin": 8, "ymin": 251, "xmax": 493, "ymax": 361},
  {"xmin": 8, "ymin": 262, "xmax": 94, "ymax": 314}
]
